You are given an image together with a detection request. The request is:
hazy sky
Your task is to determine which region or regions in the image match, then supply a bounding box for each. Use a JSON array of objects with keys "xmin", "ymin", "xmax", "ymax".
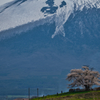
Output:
[{"xmin": 0, "ymin": 0, "xmax": 14, "ymax": 6}]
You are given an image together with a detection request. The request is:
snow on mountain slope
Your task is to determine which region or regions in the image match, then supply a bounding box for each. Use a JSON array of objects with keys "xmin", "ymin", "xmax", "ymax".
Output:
[
  {"xmin": 0, "ymin": 0, "xmax": 100, "ymax": 39},
  {"xmin": 0, "ymin": 0, "xmax": 14, "ymax": 6},
  {"xmin": 0, "ymin": 0, "xmax": 46, "ymax": 32}
]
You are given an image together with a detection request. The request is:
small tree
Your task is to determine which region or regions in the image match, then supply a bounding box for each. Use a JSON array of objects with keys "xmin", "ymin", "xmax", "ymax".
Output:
[{"xmin": 66, "ymin": 66, "xmax": 100, "ymax": 91}]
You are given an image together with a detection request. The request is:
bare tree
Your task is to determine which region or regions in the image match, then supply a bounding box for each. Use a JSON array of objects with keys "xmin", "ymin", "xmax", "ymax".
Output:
[{"xmin": 66, "ymin": 66, "xmax": 100, "ymax": 91}]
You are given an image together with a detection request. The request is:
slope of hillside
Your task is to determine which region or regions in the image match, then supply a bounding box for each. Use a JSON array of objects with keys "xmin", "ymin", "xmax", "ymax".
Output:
[
  {"xmin": 31, "ymin": 90, "xmax": 100, "ymax": 100},
  {"xmin": 0, "ymin": 0, "xmax": 100, "ymax": 96}
]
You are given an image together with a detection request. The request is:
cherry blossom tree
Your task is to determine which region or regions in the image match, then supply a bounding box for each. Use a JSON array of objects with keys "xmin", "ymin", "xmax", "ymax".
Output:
[{"xmin": 66, "ymin": 66, "xmax": 100, "ymax": 91}]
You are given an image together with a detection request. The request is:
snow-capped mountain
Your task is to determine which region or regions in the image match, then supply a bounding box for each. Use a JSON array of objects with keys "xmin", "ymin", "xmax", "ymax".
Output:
[
  {"xmin": 0, "ymin": 0, "xmax": 100, "ymax": 39},
  {"xmin": 0, "ymin": 0, "xmax": 100, "ymax": 96}
]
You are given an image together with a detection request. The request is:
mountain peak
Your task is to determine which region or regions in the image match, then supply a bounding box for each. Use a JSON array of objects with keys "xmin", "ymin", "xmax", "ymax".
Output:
[{"xmin": 0, "ymin": 0, "xmax": 100, "ymax": 39}]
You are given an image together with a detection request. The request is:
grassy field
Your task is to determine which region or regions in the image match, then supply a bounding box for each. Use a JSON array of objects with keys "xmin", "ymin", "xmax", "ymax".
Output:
[{"xmin": 31, "ymin": 90, "xmax": 100, "ymax": 100}]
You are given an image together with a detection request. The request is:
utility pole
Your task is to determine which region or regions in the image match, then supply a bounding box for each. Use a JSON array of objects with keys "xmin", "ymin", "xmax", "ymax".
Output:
[
  {"xmin": 28, "ymin": 88, "xmax": 30, "ymax": 100},
  {"xmin": 37, "ymin": 88, "xmax": 39, "ymax": 97}
]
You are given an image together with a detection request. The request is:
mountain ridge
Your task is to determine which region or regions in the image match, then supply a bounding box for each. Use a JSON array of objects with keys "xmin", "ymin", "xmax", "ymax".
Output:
[
  {"xmin": 0, "ymin": 0, "xmax": 100, "ymax": 39},
  {"xmin": 0, "ymin": 0, "xmax": 100, "ymax": 96}
]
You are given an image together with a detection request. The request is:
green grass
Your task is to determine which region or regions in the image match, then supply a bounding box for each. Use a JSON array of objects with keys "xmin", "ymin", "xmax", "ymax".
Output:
[{"xmin": 31, "ymin": 90, "xmax": 100, "ymax": 100}]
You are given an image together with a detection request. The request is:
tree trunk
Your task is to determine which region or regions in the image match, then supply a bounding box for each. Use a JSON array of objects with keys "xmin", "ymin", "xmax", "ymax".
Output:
[{"xmin": 84, "ymin": 85, "xmax": 90, "ymax": 91}]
